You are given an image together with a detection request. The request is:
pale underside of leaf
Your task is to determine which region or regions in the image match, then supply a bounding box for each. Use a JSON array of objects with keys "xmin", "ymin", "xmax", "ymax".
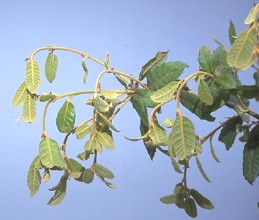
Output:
[
  {"xmin": 227, "ymin": 29, "xmax": 255, "ymax": 69},
  {"xmin": 12, "ymin": 81, "xmax": 27, "ymax": 107},
  {"xmin": 25, "ymin": 59, "xmax": 41, "ymax": 93},
  {"xmin": 151, "ymin": 81, "xmax": 178, "ymax": 103},
  {"xmin": 171, "ymin": 116, "xmax": 196, "ymax": 160},
  {"xmin": 23, "ymin": 93, "xmax": 36, "ymax": 123}
]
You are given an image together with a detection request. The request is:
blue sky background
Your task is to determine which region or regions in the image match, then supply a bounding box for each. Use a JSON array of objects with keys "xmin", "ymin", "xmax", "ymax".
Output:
[{"xmin": 0, "ymin": 0, "xmax": 258, "ymax": 219}]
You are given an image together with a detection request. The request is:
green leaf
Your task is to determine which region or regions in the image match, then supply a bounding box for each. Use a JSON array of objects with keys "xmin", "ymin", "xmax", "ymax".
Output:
[
  {"xmin": 195, "ymin": 155, "xmax": 211, "ymax": 183},
  {"xmin": 82, "ymin": 168, "xmax": 94, "ymax": 184},
  {"xmin": 218, "ymin": 116, "xmax": 242, "ymax": 150},
  {"xmin": 27, "ymin": 155, "xmax": 42, "ymax": 196},
  {"xmin": 149, "ymin": 119, "xmax": 167, "ymax": 146},
  {"xmin": 82, "ymin": 60, "xmax": 88, "ymax": 83},
  {"xmin": 243, "ymin": 125, "xmax": 259, "ymax": 184},
  {"xmin": 45, "ymin": 52, "xmax": 58, "ymax": 83},
  {"xmin": 227, "ymin": 29, "xmax": 255, "ymax": 70},
  {"xmin": 92, "ymin": 98, "xmax": 109, "ymax": 113},
  {"xmin": 254, "ymin": 72, "xmax": 259, "ymax": 86},
  {"xmin": 96, "ymin": 131, "xmax": 115, "ymax": 150},
  {"xmin": 66, "ymin": 158, "xmax": 84, "ymax": 178},
  {"xmin": 12, "ymin": 81, "xmax": 27, "ymax": 107},
  {"xmin": 184, "ymin": 197, "xmax": 197, "ymax": 218},
  {"xmin": 245, "ymin": 4, "xmax": 259, "ymax": 24},
  {"xmin": 180, "ymin": 90, "xmax": 215, "ymax": 122},
  {"xmin": 134, "ymin": 89, "xmax": 158, "ymax": 108},
  {"xmin": 139, "ymin": 51, "xmax": 168, "ymax": 80},
  {"xmin": 147, "ymin": 62, "xmax": 188, "ymax": 91},
  {"xmin": 25, "ymin": 59, "xmax": 40, "ymax": 93},
  {"xmin": 39, "ymin": 93, "xmax": 55, "ymax": 102},
  {"xmin": 209, "ymin": 137, "xmax": 220, "ymax": 163},
  {"xmin": 75, "ymin": 123, "xmax": 92, "ymax": 139},
  {"xmin": 198, "ymin": 46, "xmax": 213, "ymax": 72},
  {"xmin": 92, "ymin": 163, "xmax": 114, "ymax": 179},
  {"xmin": 114, "ymin": 73, "xmax": 130, "ymax": 88},
  {"xmin": 151, "ymin": 81, "xmax": 178, "ymax": 103},
  {"xmin": 23, "ymin": 92, "xmax": 36, "ymax": 123},
  {"xmin": 56, "ymin": 101, "xmax": 76, "ymax": 133},
  {"xmin": 160, "ymin": 193, "xmax": 184, "ymax": 204},
  {"xmin": 198, "ymin": 79, "xmax": 214, "ymax": 105},
  {"xmin": 39, "ymin": 137, "xmax": 66, "ymax": 169},
  {"xmin": 171, "ymin": 115, "xmax": 196, "ymax": 160},
  {"xmin": 229, "ymin": 20, "xmax": 236, "ymax": 45},
  {"xmin": 230, "ymin": 85, "xmax": 259, "ymax": 99},
  {"xmin": 215, "ymin": 75, "xmax": 236, "ymax": 89},
  {"xmin": 190, "ymin": 188, "xmax": 214, "ymax": 210},
  {"xmin": 174, "ymin": 183, "xmax": 185, "ymax": 209},
  {"xmin": 48, "ymin": 174, "xmax": 68, "ymax": 206}
]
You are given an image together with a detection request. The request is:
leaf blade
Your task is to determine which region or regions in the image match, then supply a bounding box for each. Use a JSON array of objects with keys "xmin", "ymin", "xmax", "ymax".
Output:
[{"xmin": 25, "ymin": 59, "xmax": 40, "ymax": 93}]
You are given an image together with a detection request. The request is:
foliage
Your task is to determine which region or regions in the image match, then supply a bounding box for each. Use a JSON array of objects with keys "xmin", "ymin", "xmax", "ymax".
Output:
[{"xmin": 13, "ymin": 4, "xmax": 259, "ymax": 218}]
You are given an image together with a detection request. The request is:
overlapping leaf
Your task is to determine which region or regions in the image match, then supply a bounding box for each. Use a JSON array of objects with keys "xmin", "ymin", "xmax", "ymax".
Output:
[
  {"xmin": 218, "ymin": 116, "xmax": 242, "ymax": 150},
  {"xmin": 48, "ymin": 174, "xmax": 68, "ymax": 205},
  {"xmin": 25, "ymin": 59, "xmax": 40, "ymax": 93},
  {"xmin": 66, "ymin": 158, "xmax": 85, "ymax": 178},
  {"xmin": 170, "ymin": 115, "xmax": 196, "ymax": 160},
  {"xmin": 27, "ymin": 155, "xmax": 42, "ymax": 196},
  {"xmin": 184, "ymin": 197, "xmax": 197, "ymax": 218},
  {"xmin": 227, "ymin": 29, "xmax": 255, "ymax": 70},
  {"xmin": 56, "ymin": 101, "xmax": 76, "ymax": 133},
  {"xmin": 75, "ymin": 122, "xmax": 92, "ymax": 139},
  {"xmin": 39, "ymin": 137, "xmax": 66, "ymax": 169},
  {"xmin": 92, "ymin": 98, "xmax": 109, "ymax": 113},
  {"xmin": 243, "ymin": 125, "xmax": 259, "ymax": 184},
  {"xmin": 190, "ymin": 188, "xmax": 214, "ymax": 210},
  {"xmin": 134, "ymin": 89, "xmax": 158, "ymax": 108},
  {"xmin": 23, "ymin": 92, "xmax": 36, "ymax": 123},
  {"xmin": 149, "ymin": 119, "xmax": 167, "ymax": 146},
  {"xmin": 96, "ymin": 131, "xmax": 115, "ymax": 150},
  {"xmin": 12, "ymin": 81, "xmax": 27, "ymax": 107},
  {"xmin": 82, "ymin": 168, "xmax": 94, "ymax": 183},
  {"xmin": 45, "ymin": 52, "xmax": 58, "ymax": 83},
  {"xmin": 151, "ymin": 81, "xmax": 178, "ymax": 103},
  {"xmin": 139, "ymin": 51, "xmax": 168, "ymax": 80},
  {"xmin": 198, "ymin": 79, "xmax": 213, "ymax": 105},
  {"xmin": 96, "ymin": 112, "xmax": 120, "ymax": 132},
  {"xmin": 146, "ymin": 62, "xmax": 188, "ymax": 91},
  {"xmin": 198, "ymin": 46, "xmax": 213, "ymax": 72},
  {"xmin": 84, "ymin": 136, "xmax": 102, "ymax": 154}
]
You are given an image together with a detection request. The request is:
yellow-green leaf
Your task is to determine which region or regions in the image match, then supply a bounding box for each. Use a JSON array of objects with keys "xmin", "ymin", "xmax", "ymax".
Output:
[
  {"xmin": 12, "ymin": 81, "xmax": 27, "ymax": 107},
  {"xmin": 101, "ymin": 90, "xmax": 121, "ymax": 99},
  {"xmin": 149, "ymin": 121, "xmax": 167, "ymax": 146},
  {"xmin": 84, "ymin": 137, "xmax": 103, "ymax": 154},
  {"xmin": 170, "ymin": 115, "xmax": 196, "ymax": 160},
  {"xmin": 245, "ymin": 4, "xmax": 259, "ymax": 24},
  {"xmin": 25, "ymin": 59, "xmax": 40, "ymax": 93},
  {"xmin": 227, "ymin": 29, "xmax": 255, "ymax": 70},
  {"xmin": 198, "ymin": 79, "xmax": 213, "ymax": 105},
  {"xmin": 23, "ymin": 92, "xmax": 36, "ymax": 123},
  {"xmin": 45, "ymin": 52, "xmax": 58, "ymax": 83},
  {"xmin": 39, "ymin": 137, "xmax": 66, "ymax": 169},
  {"xmin": 75, "ymin": 122, "xmax": 92, "ymax": 139},
  {"xmin": 151, "ymin": 81, "xmax": 178, "ymax": 103},
  {"xmin": 96, "ymin": 131, "xmax": 115, "ymax": 150}
]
